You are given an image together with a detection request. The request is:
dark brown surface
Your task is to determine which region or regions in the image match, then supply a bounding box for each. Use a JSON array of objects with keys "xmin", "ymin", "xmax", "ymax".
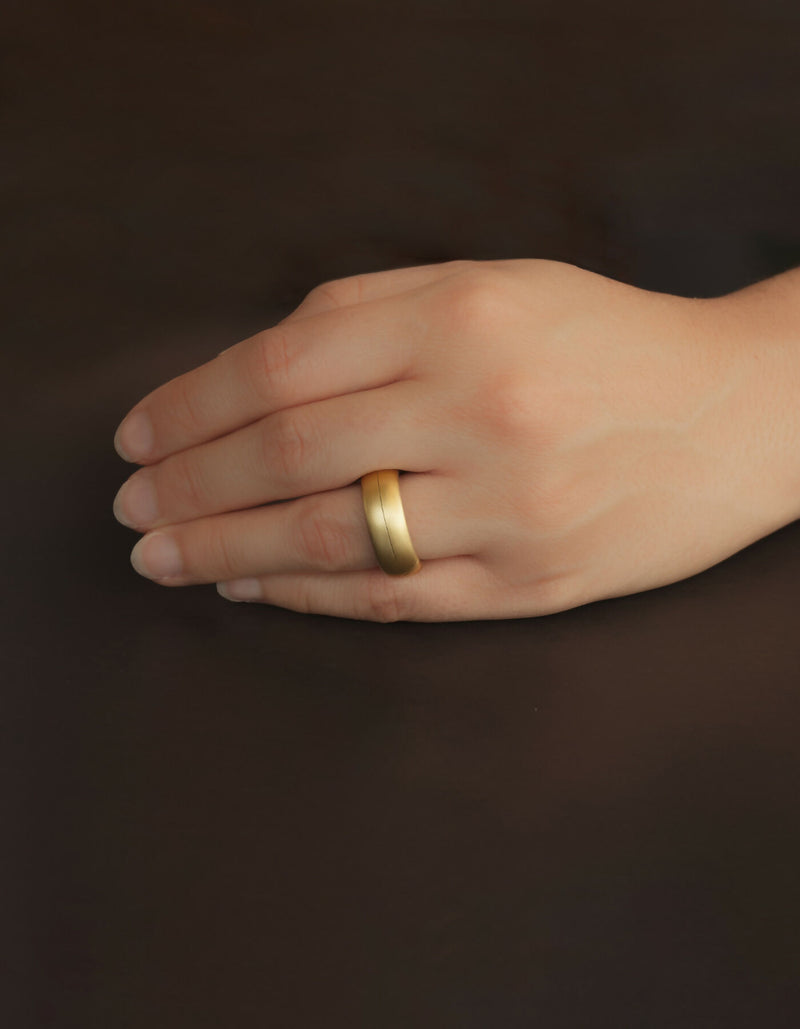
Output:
[{"xmin": 4, "ymin": 2, "xmax": 800, "ymax": 1026}]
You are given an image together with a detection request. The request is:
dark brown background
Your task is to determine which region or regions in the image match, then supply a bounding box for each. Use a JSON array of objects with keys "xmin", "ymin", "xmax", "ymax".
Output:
[{"xmin": 4, "ymin": 1, "xmax": 800, "ymax": 1026}]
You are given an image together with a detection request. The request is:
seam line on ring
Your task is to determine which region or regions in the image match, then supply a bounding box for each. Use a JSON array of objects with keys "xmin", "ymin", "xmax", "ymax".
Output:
[{"xmin": 376, "ymin": 475, "xmax": 397, "ymax": 560}]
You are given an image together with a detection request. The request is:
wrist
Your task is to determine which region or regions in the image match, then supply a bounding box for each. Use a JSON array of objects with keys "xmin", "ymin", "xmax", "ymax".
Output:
[{"xmin": 699, "ymin": 267, "xmax": 800, "ymax": 526}]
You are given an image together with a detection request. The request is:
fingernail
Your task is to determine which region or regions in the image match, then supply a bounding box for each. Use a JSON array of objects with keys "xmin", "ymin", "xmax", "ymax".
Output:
[
  {"xmin": 115, "ymin": 411, "xmax": 154, "ymax": 462},
  {"xmin": 114, "ymin": 475, "xmax": 159, "ymax": 528},
  {"xmin": 218, "ymin": 578, "xmax": 262, "ymax": 602},
  {"xmin": 131, "ymin": 533, "xmax": 183, "ymax": 579}
]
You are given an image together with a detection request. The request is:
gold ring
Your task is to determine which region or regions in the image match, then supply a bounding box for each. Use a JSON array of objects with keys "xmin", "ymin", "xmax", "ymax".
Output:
[{"xmin": 360, "ymin": 469, "xmax": 422, "ymax": 576}]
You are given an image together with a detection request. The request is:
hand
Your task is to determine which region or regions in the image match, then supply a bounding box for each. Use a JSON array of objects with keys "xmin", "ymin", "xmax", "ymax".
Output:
[{"xmin": 112, "ymin": 258, "xmax": 791, "ymax": 622}]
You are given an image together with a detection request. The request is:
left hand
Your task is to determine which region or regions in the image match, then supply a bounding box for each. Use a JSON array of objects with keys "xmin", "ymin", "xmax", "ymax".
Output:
[{"xmin": 112, "ymin": 258, "xmax": 789, "ymax": 621}]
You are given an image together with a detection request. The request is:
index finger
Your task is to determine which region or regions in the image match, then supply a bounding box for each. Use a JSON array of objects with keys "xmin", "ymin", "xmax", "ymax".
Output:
[{"xmin": 113, "ymin": 260, "xmax": 469, "ymax": 464}]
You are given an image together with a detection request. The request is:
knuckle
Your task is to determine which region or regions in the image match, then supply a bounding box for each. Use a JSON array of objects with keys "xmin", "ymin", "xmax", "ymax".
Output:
[
  {"xmin": 529, "ymin": 571, "xmax": 578, "ymax": 615},
  {"xmin": 205, "ymin": 522, "xmax": 241, "ymax": 580},
  {"xmin": 293, "ymin": 502, "xmax": 353, "ymax": 571},
  {"xmin": 363, "ymin": 573, "xmax": 409, "ymax": 623},
  {"xmin": 172, "ymin": 372, "xmax": 208, "ymax": 436},
  {"xmin": 443, "ymin": 258, "xmax": 478, "ymax": 274},
  {"xmin": 284, "ymin": 277, "xmax": 359, "ymax": 321},
  {"xmin": 480, "ymin": 372, "xmax": 552, "ymax": 444},
  {"xmin": 291, "ymin": 579, "xmax": 317, "ymax": 616},
  {"xmin": 433, "ymin": 266, "xmax": 509, "ymax": 336},
  {"xmin": 490, "ymin": 554, "xmax": 578, "ymax": 615},
  {"xmin": 308, "ymin": 275, "xmax": 362, "ymax": 308},
  {"xmin": 267, "ymin": 409, "xmax": 314, "ymax": 484},
  {"xmin": 252, "ymin": 328, "xmax": 294, "ymax": 408},
  {"xmin": 171, "ymin": 453, "xmax": 211, "ymax": 511}
]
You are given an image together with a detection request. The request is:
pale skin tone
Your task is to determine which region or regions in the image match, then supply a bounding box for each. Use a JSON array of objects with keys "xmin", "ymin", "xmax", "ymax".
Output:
[{"xmin": 112, "ymin": 258, "xmax": 800, "ymax": 622}]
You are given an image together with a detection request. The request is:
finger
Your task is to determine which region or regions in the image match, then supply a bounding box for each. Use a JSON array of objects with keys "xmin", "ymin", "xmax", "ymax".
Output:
[
  {"xmin": 114, "ymin": 260, "xmax": 469, "ymax": 465},
  {"xmin": 215, "ymin": 555, "xmax": 502, "ymax": 623},
  {"xmin": 128, "ymin": 473, "xmax": 481, "ymax": 586},
  {"xmin": 114, "ymin": 379, "xmax": 447, "ymax": 531},
  {"xmin": 115, "ymin": 295, "xmax": 413, "ymax": 465},
  {"xmin": 277, "ymin": 258, "xmax": 473, "ymax": 323}
]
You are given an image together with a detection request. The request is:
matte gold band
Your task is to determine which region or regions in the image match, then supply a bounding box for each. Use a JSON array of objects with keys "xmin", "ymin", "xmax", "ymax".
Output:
[{"xmin": 360, "ymin": 469, "xmax": 422, "ymax": 577}]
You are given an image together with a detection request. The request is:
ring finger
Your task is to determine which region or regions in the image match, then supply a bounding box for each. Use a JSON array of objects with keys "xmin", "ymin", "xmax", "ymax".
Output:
[{"xmin": 127, "ymin": 472, "xmax": 478, "ymax": 585}]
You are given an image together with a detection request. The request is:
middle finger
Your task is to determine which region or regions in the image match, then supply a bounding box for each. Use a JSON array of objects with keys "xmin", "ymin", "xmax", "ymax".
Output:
[{"xmin": 113, "ymin": 379, "xmax": 445, "ymax": 532}]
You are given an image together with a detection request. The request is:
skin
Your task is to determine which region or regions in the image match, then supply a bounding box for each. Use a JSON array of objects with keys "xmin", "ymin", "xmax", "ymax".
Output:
[{"xmin": 112, "ymin": 258, "xmax": 800, "ymax": 622}]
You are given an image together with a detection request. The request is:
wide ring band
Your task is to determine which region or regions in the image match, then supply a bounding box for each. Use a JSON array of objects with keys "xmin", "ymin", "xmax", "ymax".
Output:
[{"xmin": 360, "ymin": 469, "xmax": 422, "ymax": 577}]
